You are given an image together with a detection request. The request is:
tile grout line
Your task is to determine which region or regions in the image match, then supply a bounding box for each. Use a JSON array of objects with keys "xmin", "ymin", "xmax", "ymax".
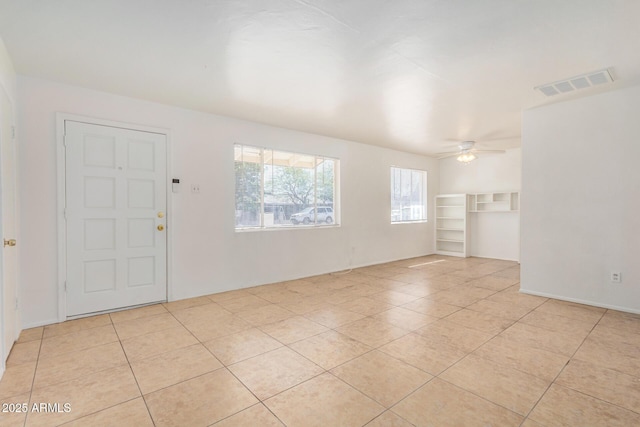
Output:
[
  {"xmin": 147, "ymin": 304, "xmax": 285, "ymax": 424},
  {"xmin": 376, "ymin": 269, "xmax": 534, "ymax": 424},
  {"xmin": 519, "ymin": 308, "xmax": 609, "ymax": 425},
  {"xmin": 14, "ymin": 259, "xmax": 635, "ymax": 426},
  {"xmin": 421, "ymin": 276, "xmax": 547, "ymax": 423},
  {"xmin": 434, "ymin": 376, "xmax": 526, "ymax": 420},
  {"xmin": 22, "ymin": 328, "xmax": 44, "ymax": 427},
  {"xmin": 25, "ymin": 316, "xmax": 149, "ymax": 426},
  {"xmin": 111, "ymin": 313, "xmax": 158, "ymax": 427},
  {"xmin": 546, "ymin": 309, "xmax": 640, "ymax": 416}
]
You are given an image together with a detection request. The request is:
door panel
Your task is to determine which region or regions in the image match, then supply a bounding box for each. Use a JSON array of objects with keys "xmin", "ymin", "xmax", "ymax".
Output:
[
  {"xmin": 65, "ymin": 121, "xmax": 167, "ymax": 316},
  {"xmin": 1, "ymin": 88, "xmax": 17, "ymax": 362}
]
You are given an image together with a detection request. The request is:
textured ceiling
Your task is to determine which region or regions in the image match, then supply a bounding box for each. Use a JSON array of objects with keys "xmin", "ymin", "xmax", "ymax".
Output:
[{"xmin": 1, "ymin": 0, "xmax": 640, "ymax": 155}]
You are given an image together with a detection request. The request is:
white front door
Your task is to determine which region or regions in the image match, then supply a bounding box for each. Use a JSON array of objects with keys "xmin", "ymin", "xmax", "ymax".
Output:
[
  {"xmin": 1, "ymin": 88, "xmax": 18, "ymax": 362},
  {"xmin": 65, "ymin": 121, "xmax": 167, "ymax": 317}
]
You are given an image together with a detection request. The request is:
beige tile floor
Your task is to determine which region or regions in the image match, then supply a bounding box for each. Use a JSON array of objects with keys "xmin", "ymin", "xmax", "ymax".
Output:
[{"xmin": 1, "ymin": 255, "xmax": 639, "ymax": 426}]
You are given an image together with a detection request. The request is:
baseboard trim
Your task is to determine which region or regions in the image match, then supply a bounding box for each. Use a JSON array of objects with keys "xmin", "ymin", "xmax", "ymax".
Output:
[
  {"xmin": 22, "ymin": 318, "xmax": 60, "ymax": 330},
  {"xmin": 519, "ymin": 288, "xmax": 640, "ymax": 315}
]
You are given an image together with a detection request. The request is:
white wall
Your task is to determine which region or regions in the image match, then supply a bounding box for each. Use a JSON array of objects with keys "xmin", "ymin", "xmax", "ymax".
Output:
[
  {"xmin": 0, "ymin": 39, "xmax": 16, "ymax": 104},
  {"xmin": 17, "ymin": 76, "xmax": 438, "ymax": 328},
  {"xmin": 439, "ymin": 149, "xmax": 521, "ymax": 261},
  {"xmin": 521, "ymin": 85, "xmax": 640, "ymax": 314}
]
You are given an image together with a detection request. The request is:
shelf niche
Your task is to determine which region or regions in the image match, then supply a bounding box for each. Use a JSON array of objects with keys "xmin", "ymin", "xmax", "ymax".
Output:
[{"xmin": 467, "ymin": 192, "xmax": 519, "ymax": 212}]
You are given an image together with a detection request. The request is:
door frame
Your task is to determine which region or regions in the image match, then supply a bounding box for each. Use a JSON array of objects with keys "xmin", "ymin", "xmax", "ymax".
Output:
[
  {"xmin": 56, "ymin": 113, "xmax": 173, "ymax": 322},
  {"xmin": 1, "ymin": 85, "xmax": 18, "ymax": 370}
]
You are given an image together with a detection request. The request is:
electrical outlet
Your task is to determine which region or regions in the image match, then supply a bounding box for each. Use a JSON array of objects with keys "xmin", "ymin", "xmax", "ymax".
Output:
[
  {"xmin": 191, "ymin": 184, "xmax": 200, "ymax": 194},
  {"xmin": 611, "ymin": 271, "xmax": 622, "ymax": 283}
]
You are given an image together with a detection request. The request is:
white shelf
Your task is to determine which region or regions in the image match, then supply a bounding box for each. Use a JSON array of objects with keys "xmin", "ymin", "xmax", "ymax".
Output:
[
  {"xmin": 435, "ymin": 249, "xmax": 465, "ymax": 257},
  {"xmin": 468, "ymin": 192, "xmax": 519, "ymax": 212},
  {"xmin": 435, "ymin": 194, "xmax": 468, "ymax": 258}
]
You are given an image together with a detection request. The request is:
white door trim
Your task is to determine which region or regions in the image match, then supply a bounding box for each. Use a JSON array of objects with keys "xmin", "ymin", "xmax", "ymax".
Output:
[
  {"xmin": 1, "ymin": 84, "xmax": 18, "ymax": 370},
  {"xmin": 56, "ymin": 113, "xmax": 172, "ymax": 322}
]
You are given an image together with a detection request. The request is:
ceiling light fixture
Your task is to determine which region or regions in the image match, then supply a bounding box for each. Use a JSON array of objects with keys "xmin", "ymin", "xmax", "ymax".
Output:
[
  {"xmin": 456, "ymin": 152, "xmax": 476, "ymax": 163},
  {"xmin": 535, "ymin": 68, "xmax": 614, "ymax": 97}
]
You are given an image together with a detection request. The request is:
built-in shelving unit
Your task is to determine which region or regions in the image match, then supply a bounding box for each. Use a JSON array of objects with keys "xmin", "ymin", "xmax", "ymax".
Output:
[
  {"xmin": 468, "ymin": 192, "xmax": 519, "ymax": 212},
  {"xmin": 435, "ymin": 194, "xmax": 468, "ymax": 257}
]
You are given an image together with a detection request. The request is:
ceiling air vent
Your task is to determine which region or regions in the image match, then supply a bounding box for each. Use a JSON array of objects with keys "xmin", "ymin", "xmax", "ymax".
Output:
[{"xmin": 535, "ymin": 68, "xmax": 613, "ymax": 97}]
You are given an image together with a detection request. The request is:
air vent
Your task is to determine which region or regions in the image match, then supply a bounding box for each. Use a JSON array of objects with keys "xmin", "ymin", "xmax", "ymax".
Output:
[
  {"xmin": 570, "ymin": 77, "xmax": 590, "ymax": 89},
  {"xmin": 535, "ymin": 68, "xmax": 613, "ymax": 97}
]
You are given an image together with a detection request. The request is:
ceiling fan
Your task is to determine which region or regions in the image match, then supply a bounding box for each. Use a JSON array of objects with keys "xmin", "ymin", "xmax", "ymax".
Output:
[{"xmin": 436, "ymin": 141, "xmax": 505, "ymax": 163}]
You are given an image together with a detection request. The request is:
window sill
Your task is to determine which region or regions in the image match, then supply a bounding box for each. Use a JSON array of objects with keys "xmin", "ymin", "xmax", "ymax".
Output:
[
  {"xmin": 391, "ymin": 220, "xmax": 428, "ymax": 225},
  {"xmin": 235, "ymin": 224, "xmax": 341, "ymax": 233}
]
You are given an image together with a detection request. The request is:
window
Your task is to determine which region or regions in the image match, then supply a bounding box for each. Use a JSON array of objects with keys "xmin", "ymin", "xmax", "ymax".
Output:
[
  {"xmin": 235, "ymin": 144, "xmax": 338, "ymax": 229},
  {"xmin": 391, "ymin": 167, "xmax": 427, "ymax": 223}
]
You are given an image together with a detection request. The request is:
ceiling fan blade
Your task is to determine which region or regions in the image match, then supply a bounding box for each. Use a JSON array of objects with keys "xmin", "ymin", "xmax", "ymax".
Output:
[
  {"xmin": 474, "ymin": 149, "xmax": 506, "ymax": 154},
  {"xmin": 436, "ymin": 140, "xmax": 474, "ymax": 154},
  {"xmin": 473, "ymin": 130, "xmax": 520, "ymax": 141},
  {"xmin": 436, "ymin": 152, "xmax": 461, "ymax": 160},
  {"xmin": 436, "ymin": 143, "xmax": 464, "ymax": 153},
  {"xmin": 435, "ymin": 149, "xmax": 459, "ymax": 155},
  {"xmin": 481, "ymin": 136, "xmax": 519, "ymax": 142}
]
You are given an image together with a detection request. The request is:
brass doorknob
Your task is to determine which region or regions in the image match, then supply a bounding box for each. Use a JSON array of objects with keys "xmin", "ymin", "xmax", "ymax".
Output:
[
  {"xmin": 157, "ymin": 225, "xmax": 164, "ymax": 231},
  {"xmin": 3, "ymin": 239, "xmax": 16, "ymax": 247},
  {"xmin": 157, "ymin": 212, "xmax": 165, "ymax": 218}
]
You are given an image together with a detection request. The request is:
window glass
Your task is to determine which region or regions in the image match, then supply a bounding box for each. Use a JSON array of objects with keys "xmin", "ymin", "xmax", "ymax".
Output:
[
  {"xmin": 234, "ymin": 145, "xmax": 261, "ymax": 227},
  {"xmin": 390, "ymin": 166, "xmax": 427, "ymax": 223},
  {"xmin": 235, "ymin": 144, "xmax": 339, "ymax": 229}
]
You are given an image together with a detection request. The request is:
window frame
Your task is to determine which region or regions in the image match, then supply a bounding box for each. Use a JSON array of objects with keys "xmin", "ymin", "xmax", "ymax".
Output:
[
  {"xmin": 234, "ymin": 144, "xmax": 339, "ymax": 231},
  {"xmin": 390, "ymin": 166, "xmax": 428, "ymax": 224}
]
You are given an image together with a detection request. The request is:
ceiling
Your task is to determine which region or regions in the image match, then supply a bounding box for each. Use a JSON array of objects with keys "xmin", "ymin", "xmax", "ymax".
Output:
[{"xmin": 1, "ymin": 0, "xmax": 640, "ymax": 156}]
